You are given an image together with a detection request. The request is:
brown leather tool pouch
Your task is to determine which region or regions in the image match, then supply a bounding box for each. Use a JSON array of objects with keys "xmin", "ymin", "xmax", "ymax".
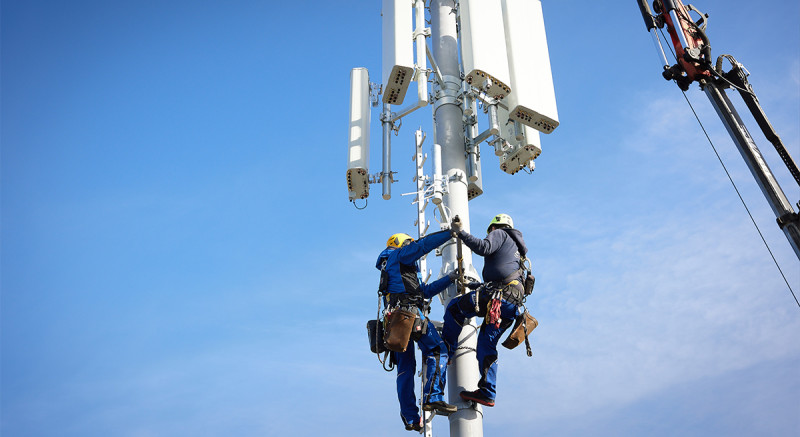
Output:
[
  {"xmin": 501, "ymin": 311, "xmax": 538, "ymax": 350},
  {"xmin": 384, "ymin": 308, "xmax": 417, "ymax": 352}
]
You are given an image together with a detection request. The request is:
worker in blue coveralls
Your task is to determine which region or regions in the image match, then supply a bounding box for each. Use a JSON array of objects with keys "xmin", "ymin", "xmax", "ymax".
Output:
[
  {"xmin": 442, "ymin": 214, "xmax": 527, "ymax": 407},
  {"xmin": 377, "ymin": 230, "xmax": 459, "ymax": 432}
]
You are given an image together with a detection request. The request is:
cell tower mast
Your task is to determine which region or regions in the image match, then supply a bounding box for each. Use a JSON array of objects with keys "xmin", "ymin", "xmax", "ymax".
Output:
[
  {"xmin": 348, "ymin": 1, "xmax": 559, "ymax": 435},
  {"xmin": 429, "ymin": 1, "xmax": 484, "ymax": 435}
]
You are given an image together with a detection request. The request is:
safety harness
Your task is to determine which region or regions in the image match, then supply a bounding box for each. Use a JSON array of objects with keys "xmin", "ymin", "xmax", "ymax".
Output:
[
  {"xmin": 373, "ymin": 259, "xmax": 432, "ymax": 371},
  {"xmin": 478, "ymin": 229, "xmax": 536, "ymax": 356}
]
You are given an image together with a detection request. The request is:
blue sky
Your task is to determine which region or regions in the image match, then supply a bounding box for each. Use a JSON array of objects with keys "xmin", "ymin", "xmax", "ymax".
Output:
[{"xmin": 2, "ymin": 1, "xmax": 799, "ymax": 436}]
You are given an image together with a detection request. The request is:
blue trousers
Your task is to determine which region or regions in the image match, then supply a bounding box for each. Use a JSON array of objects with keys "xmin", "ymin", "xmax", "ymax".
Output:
[
  {"xmin": 394, "ymin": 317, "xmax": 448, "ymax": 427},
  {"xmin": 442, "ymin": 287, "xmax": 520, "ymax": 401}
]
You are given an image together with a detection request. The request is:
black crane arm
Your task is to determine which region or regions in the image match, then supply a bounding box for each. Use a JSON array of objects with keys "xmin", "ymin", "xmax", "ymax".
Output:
[{"xmin": 635, "ymin": 0, "xmax": 800, "ymax": 259}]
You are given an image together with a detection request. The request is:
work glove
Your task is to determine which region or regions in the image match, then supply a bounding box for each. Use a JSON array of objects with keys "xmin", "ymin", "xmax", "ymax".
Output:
[
  {"xmin": 450, "ymin": 216, "xmax": 463, "ymax": 234},
  {"xmin": 465, "ymin": 281, "xmax": 482, "ymax": 290},
  {"xmin": 448, "ymin": 270, "xmax": 459, "ymax": 281}
]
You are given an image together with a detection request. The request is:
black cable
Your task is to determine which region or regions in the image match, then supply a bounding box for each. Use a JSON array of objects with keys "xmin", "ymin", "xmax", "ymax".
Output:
[{"xmin": 679, "ymin": 90, "xmax": 800, "ymax": 309}]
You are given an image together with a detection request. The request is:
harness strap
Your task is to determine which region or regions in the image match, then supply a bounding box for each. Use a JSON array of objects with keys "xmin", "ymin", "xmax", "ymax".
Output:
[
  {"xmin": 522, "ymin": 312, "xmax": 533, "ymax": 357},
  {"xmin": 485, "ymin": 279, "xmax": 524, "ymax": 306},
  {"xmin": 386, "ymin": 292, "xmax": 426, "ymax": 313},
  {"xmin": 502, "ymin": 228, "xmax": 533, "ymax": 289},
  {"xmin": 524, "ymin": 330, "xmax": 532, "ymax": 356}
]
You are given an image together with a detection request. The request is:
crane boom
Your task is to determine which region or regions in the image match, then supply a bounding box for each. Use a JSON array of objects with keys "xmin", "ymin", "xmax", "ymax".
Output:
[{"xmin": 636, "ymin": 0, "xmax": 800, "ymax": 259}]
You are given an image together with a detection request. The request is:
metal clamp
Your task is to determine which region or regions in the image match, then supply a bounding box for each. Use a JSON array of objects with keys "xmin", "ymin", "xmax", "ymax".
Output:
[
  {"xmin": 777, "ymin": 212, "xmax": 799, "ymax": 229},
  {"xmin": 433, "ymin": 74, "xmax": 462, "ymax": 109}
]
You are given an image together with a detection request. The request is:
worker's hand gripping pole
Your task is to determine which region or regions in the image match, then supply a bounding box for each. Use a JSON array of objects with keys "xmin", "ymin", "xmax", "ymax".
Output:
[{"xmin": 451, "ymin": 215, "xmax": 465, "ymax": 295}]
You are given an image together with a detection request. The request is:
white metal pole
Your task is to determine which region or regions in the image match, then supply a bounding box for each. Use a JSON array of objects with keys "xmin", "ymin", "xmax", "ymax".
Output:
[
  {"xmin": 431, "ymin": 1, "xmax": 484, "ymax": 435},
  {"xmin": 415, "ymin": 128, "xmax": 430, "ymax": 274},
  {"xmin": 381, "ymin": 103, "xmax": 393, "ymax": 199},
  {"xmin": 414, "ymin": 128, "xmax": 435, "ymax": 437},
  {"xmin": 414, "ymin": 0, "xmax": 429, "ymax": 105}
]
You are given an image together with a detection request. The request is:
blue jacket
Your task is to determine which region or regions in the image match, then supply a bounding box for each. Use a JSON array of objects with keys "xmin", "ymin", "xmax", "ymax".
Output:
[
  {"xmin": 457, "ymin": 227, "xmax": 527, "ymax": 282},
  {"xmin": 375, "ymin": 230, "xmax": 453, "ymax": 298}
]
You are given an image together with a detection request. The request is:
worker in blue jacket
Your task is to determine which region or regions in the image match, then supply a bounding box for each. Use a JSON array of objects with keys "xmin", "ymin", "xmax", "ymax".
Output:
[
  {"xmin": 442, "ymin": 214, "xmax": 527, "ymax": 407},
  {"xmin": 376, "ymin": 230, "xmax": 458, "ymax": 431}
]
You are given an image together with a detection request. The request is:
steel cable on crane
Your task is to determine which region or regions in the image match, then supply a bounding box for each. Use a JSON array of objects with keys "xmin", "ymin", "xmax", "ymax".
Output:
[
  {"xmin": 679, "ymin": 89, "xmax": 799, "ymax": 309},
  {"xmin": 654, "ymin": 27, "xmax": 800, "ymax": 309}
]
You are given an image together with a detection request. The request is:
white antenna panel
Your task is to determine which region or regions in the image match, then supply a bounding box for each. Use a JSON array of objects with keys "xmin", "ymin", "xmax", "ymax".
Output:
[
  {"xmin": 347, "ymin": 68, "xmax": 371, "ymax": 201},
  {"xmin": 502, "ymin": 0, "xmax": 559, "ymax": 134},
  {"xmin": 521, "ymin": 125, "xmax": 542, "ymax": 160},
  {"xmin": 496, "ymin": 105, "xmax": 514, "ymax": 139},
  {"xmin": 500, "ymin": 144, "xmax": 539, "ymax": 175},
  {"xmin": 459, "ymin": 0, "xmax": 511, "ymax": 99},
  {"xmin": 382, "ymin": 0, "xmax": 414, "ymax": 105},
  {"xmin": 467, "ymin": 159, "xmax": 484, "ymax": 200},
  {"xmin": 500, "ymin": 119, "xmax": 541, "ymax": 175}
]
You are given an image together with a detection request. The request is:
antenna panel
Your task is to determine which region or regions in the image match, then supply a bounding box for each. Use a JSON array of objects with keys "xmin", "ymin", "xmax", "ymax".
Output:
[
  {"xmin": 460, "ymin": 0, "xmax": 511, "ymax": 99},
  {"xmin": 467, "ymin": 158, "xmax": 483, "ymax": 200},
  {"xmin": 500, "ymin": 145, "xmax": 539, "ymax": 175},
  {"xmin": 502, "ymin": 0, "xmax": 559, "ymax": 134},
  {"xmin": 499, "ymin": 113, "xmax": 541, "ymax": 175},
  {"xmin": 347, "ymin": 68, "xmax": 371, "ymax": 200},
  {"xmin": 382, "ymin": 0, "xmax": 414, "ymax": 105},
  {"xmin": 466, "ymin": 100, "xmax": 483, "ymax": 200},
  {"xmin": 521, "ymin": 125, "xmax": 542, "ymax": 160},
  {"xmin": 497, "ymin": 105, "xmax": 514, "ymax": 140}
]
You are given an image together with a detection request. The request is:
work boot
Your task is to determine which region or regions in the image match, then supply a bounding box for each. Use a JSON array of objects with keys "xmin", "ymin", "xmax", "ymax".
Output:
[
  {"xmin": 404, "ymin": 419, "xmax": 422, "ymax": 432},
  {"xmin": 422, "ymin": 400, "xmax": 457, "ymax": 415},
  {"xmin": 460, "ymin": 389, "xmax": 495, "ymax": 407}
]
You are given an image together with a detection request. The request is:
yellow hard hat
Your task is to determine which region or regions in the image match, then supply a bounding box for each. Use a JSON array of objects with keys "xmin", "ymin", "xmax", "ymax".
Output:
[
  {"xmin": 487, "ymin": 213, "xmax": 514, "ymax": 233},
  {"xmin": 387, "ymin": 233, "xmax": 413, "ymax": 248}
]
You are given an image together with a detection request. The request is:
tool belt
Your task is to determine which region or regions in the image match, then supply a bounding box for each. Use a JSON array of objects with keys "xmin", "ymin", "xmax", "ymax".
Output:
[
  {"xmin": 484, "ymin": 278, "xmax": 525, "ymax": 306},
  {"xmin": 385, "ymin": 292, "xmax": 425, "ymax": 310},
  {"xmin": 480, "ymin": 279, "xmax": 524, "ymax": 328}
]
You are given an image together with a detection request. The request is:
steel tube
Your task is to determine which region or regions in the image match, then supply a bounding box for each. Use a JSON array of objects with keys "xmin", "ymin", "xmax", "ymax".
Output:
[
  {"xmin": 703, "ymin": 81, "xmax": 800, "ymax": 259},
  {"xmin": 382, "ymin": 103, "xmax": 392, "ymax": 199},
  {"xmin": 415, "ymin": 0, "xmax": 429, "ymax": 105},
  {"xmin": 431, "ymin": 1, "xmax": 484, "ymax": 435},
  {"xmin": 650, "ymin": 29, "xmax": 671, "ymax": 70},
  {"xmin": 668, "ymin": 9, "xmax": 690, "ymax": 50}
]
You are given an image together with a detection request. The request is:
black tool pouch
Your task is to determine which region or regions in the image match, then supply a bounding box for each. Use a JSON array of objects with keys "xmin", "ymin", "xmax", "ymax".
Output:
[
  {"xmin": 524, "ymin": 273, "xmax": 535, "ymax": 296},
  {"xmin": 378, "ymin": 268, "xmax": 389, "ymax": 294},
  {"xmin": 410, "ymin": 314, "xmax": 428, "ymax": 341},
  {"xmin": 367, "ymin": 319, "xmax": 387, "ymax": 354}
]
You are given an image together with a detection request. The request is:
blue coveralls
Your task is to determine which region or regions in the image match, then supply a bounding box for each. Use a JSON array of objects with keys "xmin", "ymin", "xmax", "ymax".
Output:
[
  {"xmin": 442, "ymin": 227, "xmax": 527, "ymax": 402},
  {"xmin": 376, "ymin": 230, "xmax": 453, "ymax": 428}
]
